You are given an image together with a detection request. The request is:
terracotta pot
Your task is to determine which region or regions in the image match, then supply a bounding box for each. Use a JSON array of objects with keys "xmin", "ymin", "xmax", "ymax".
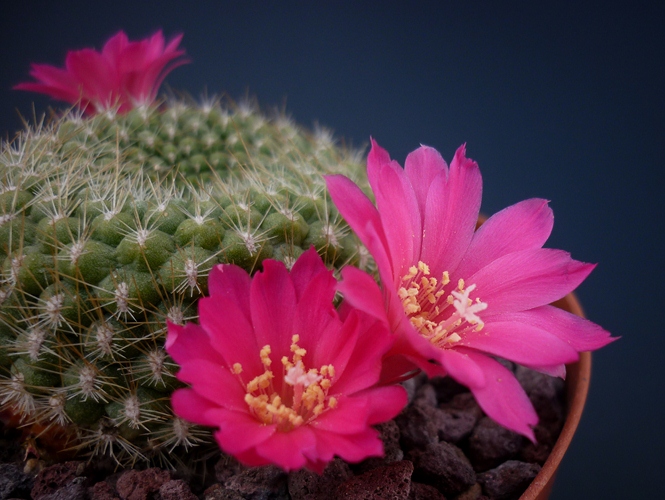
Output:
[{"xmin": 520, "ymin": 292, "xmax": 592, "ymax": 500}]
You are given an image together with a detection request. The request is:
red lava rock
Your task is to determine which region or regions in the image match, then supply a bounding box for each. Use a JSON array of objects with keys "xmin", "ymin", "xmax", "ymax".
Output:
[
  {"xmin": 429, "ymin": 376, "xmax": 467, "ymax": 403},
  {"xmin": 519, "ymin": 424, "xmax": 556, "ymax": 465},
  {"xmin": 0, "ymin": 463, "xmax": 34, "ymax": 499},
  {"xmin": 224, "ymin": 465, "xmax": 288, "ymax": 499},
  {"xmin": 395, "ymin": 404, "xmax": 439, "ymax": 451},
  {"xmin": 159, "ymin": 478, "xmax": 198, "ymax": 500},
  {"xmin": 478, "ymin": 460, "xmax": 541, "ymax": 500},
  {"xmin": 203, "ymin": 483, "xmax": 245, "ymax": 499},
  {"xmin": 37, "ymin": 476, "xmax": 88, "ymax": 500},
  {"xmin": 414, "ymin": 383, "xmax": 438, "ymax": 408},
  {"xmin": 336, "ymin": 460, "xmax": 414, "ymax": 500},
  {"xmin": 355, "ymin": 420, "xmax": 404, "ymax": 472},
  {"xmin": 288, "ymin": 458, "xmax": 353, "ymax": 499},
  {"xmin": 115, "ymin": 467, "xmax": 171, "ymax": 500},
  {"xmin": 409, "ymin": 442, "xmax": 476, "ymax": 497},
  {"xmin": 90, "ymin": 480, "xmax": 121, "ymax": 500},
  {"xmin": 435, "ymin": 406, "xmax": 478, "ymax": 444},
  {"xmin": 408, "ymin": 481, "xmax": 448, "ymax": 499},
  {"xmin": 214, "ymin": 453, "xmax": 246, "ymax": 483},
  {"xmin": 515, "ymin": 366, "xmax": 564, "ymax": 424},
  {"xmin": 31, "ymin": 461, "xmax": 85, "ymax": 500},
  {"xmin": 468, "ymin": 418, "xmax": 524, "ymax": 472}
]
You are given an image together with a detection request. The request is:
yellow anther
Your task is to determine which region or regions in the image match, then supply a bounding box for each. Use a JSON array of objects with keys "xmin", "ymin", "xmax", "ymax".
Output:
[
  {"xmin": 408, "ymin": 265, "xmax": 418, "ymax": 276},
  {"xmin": 449, "ymin": 333, "xmax": 463, "ymax": 343},
  {"xmin": 232, "ymin": 363, "xmax": 243, "ymax": 374},
  {"xmin": 291, "ymin": 334, "xmax": 300, "ymax": 344},
  {"xmin": 458, "ymin": 278, "xmax": 465, "ymax": 291},
  {"xmin": 320, "ymin": 379, "xmax": 331, "ymax": 390},
  {"xmin": 328, "ymin": 397, "xmax": 338, "ymax": 409},
  {"xmin": 418, "ymin": 261, "xmax": 430, "ymax": 274},
  {"xmin": 442, "ymin": 271, "xmax": 450, "ymax": 285},
  {"xmin": 260, "ymin": 345, "xmax": 272, "ymax": 367},
  {"xmin": 313, "ymin": 403, "xmax": 325, "ymax": 416}
]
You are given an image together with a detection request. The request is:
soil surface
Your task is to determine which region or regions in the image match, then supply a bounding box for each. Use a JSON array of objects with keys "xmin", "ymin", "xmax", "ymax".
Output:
[{"xmin": 0, "ymin": 365, "xmax": 564, "ymax": 500}]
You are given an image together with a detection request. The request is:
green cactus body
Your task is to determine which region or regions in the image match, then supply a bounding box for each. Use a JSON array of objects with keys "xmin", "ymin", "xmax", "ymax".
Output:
[{"xmin": 0, "ymin": 100, "xmax": 373, "ymax": 466}]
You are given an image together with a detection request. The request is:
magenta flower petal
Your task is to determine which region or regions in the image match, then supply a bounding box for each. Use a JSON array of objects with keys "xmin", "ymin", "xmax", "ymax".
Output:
[
  {"xmin": 314, "ymin": 428, "xmax": 384, "ymax": 464},
  {"xmin": 197, "ymin": 295, "xmax": 261, "ymax": 374},
  {"xmin": 329, "ymin": 139, "xmax": 615, "ymax": 440},
  {"xmin": 170, "ymin": 389, "xmax": 220, "ymax": 427},
  {"xmin": 175, "ymin": 359, "xmax": 247, "ymax": 411},
  {"xmin": 168, "ymin": 251, "xmax": 404, "ymax": 471},
  {"xmin": 404, "ymin": 145, "xmax": 449, "ymax": 215},
  {"xmin": 253, "ymin": 426, "xmax": 317, "ymax": 472},
  {"xmin": 290, "ymin": 246, "xmax": 331, "ymax": 300},
  {"xmin": 462, "ymin": 318, "xmax": 580, "ymax": 366},
  {"xmin": 456, "ymin": 198, "xmax": 554, "ymax": 278},
  {"xmin": 421, "ymin": 144, "xmax": 483, "ymax": 275},
  {"xmin": 361, "ymin": 385, "xmax": 409, "ymax": 425},
  {"xmin": 15, "ymin": 30, "xmax": 188, "ymax": 114},
  {"xmin": 498, "ymin": 305, "xmax": 617, "ymax": 352},
  {"xmin": 303, "ymin": 395, "xmax": 370, "ymax": 434},
  {"xmin": 337, "ymin": 266, "xmax": 389, "ymax": 322},
  {"xmin": 210, "ymin": 410, "xmax": 277, "ymax": 454},
  {"xmin": 207, "ymin": 264, "xmax": 252, "ymax": 318},
  {"xmin": 437, "ymin": 348, "xmax": 487, "ymax": 390},
  {"xmin": 249, "ymin": 259, "xmax": 298, "ymax": 353},
  {"xmin": 324, "ymin": 174, "xmax": 388, "ymax": 264},
  {"xmin": 373, "ymin": 159, "xmax": 421, "ymax": 277},
  {"xmin": 164, "ymin": 321, "xmax": 224, "ymax": 367},
  {"xmin": 470, "ymin": 249, "xmax": 596, "ymax": 315},
  {"xmin": 457, "ymin": 348, "xmax": 538, "ymax": 441}
]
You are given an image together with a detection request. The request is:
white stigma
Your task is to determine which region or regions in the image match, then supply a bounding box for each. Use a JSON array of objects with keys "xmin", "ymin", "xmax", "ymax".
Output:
[
  {"xmin": 284, "ymin": 361, "xmax": 322, "ymax": 388},
  {"xmin": 451, "ymin": 284, "xmax": 488, "ymax": 329}
]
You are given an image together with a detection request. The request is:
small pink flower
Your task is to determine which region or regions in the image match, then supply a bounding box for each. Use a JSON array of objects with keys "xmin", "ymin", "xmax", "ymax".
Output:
[
  {"xmin": 326, "ymin": 139, "xmax": 616, "ymax": 440},
  {"xmin": 166, "ymin": 248, "xmax": 406, "ymax": 472},
  {"xmin": 15, "ymin": 30, "xmax": 188, "ymax": 115}
]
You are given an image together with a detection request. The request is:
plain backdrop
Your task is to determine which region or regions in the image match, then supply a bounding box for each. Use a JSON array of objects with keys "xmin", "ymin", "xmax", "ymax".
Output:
[{"xmin": 1, "ymin": 1, "xmax": 663, "ymax": 498}]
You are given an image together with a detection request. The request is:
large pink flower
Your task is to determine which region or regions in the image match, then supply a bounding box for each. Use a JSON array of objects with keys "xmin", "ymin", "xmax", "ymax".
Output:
[
  {"xmin": 15, "ymin": 30, "xmax": 188, "ymax": 115},
  {"xmin": 325, "ymin": 139, "xmax": 615, "ymax": 440},
  {"xmin": 165, "ymin": 248, "xmax": 406, "ymax": 472}
]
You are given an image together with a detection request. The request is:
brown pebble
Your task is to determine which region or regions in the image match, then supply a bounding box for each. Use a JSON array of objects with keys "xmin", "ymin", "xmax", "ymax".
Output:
[
  {"xmin": 289, "ymin": 458, "xmax": 353, "ymax": 500},
  {"xmin": 396, "ymin": 404, "xmax": 439, "ymax": 451},
  {"xmin": 478, "ymin": 460, "xmax": 541, "ymax": 500},
  {"xmin": 115, "ymin": 467, "xmax": 171, "ymax": 500},
  {"xmin": 224, "ymin": 465, "xmax": 288, "ymax": 499},
  {"xmin": 89, "ymin": 481, "xmax": 121, "ymax": 500},
  {"xmin": 355, "ymin": 420, "xmax": 404, "ymax": 472},
  {"xmin": 468, "ymin": 417, "xmax": 524, "ymax": 471},
  {"xmin": 203, "ymin": 483, "xmax": 245, "ymax": 499},
  {"xmin": 408, "ymin": 481, "xmax": 448, "ymax": 499},
  {"xmin": 159, "ymin": 478, "xmax": 198, "ymax": 500},
  {"xmin": 336, "ymin": 460, "xmax": 414, "ymax": 499},
  {"xmin": 31, "ymin": 461, "xmax": 86, "ymax": 500},
  {"xmin": 409, "ymin": 441, "xmax": 476, "ymax": 496}
]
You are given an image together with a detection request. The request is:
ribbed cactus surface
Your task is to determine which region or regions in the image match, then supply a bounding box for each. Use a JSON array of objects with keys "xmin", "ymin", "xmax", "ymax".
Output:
[{"xmin": 0, "ymin": 100, "xmax": 371, "ymax": 466}]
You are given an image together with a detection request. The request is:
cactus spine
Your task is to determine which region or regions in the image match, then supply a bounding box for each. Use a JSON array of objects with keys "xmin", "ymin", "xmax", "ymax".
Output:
[{"xmin": 0, "ymin": 99, "xmax": 372, "ymax": 466}]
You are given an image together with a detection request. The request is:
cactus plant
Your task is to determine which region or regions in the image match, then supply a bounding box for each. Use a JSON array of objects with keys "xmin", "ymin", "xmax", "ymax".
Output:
[{"xmin": 0, "ymin": 99, "xmax": 373, "ymax": 466}]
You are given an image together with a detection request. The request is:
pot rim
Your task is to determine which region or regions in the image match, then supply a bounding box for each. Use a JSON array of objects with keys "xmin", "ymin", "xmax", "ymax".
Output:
[{"xmin": 520, "ymin": 293, "xmax": 592, "ymax": 500}]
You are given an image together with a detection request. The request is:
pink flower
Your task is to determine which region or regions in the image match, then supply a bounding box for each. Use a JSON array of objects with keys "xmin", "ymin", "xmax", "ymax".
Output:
[
  {"xmin": 325, "ymin": 139, "xmax": 615, "ymax": 440},
  {"xmin": 165, "ymin": 248, "xmax": 406, "ymax": 472},
  {"xmin": 15, "ymin": 30, "xmax": 188, "ymax": 115}
]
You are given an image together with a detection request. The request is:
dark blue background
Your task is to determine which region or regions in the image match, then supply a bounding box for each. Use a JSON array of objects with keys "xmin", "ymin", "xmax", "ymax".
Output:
[{"xmin": 1, "ymin": 1, "xmax": 662, "ymax": 498}]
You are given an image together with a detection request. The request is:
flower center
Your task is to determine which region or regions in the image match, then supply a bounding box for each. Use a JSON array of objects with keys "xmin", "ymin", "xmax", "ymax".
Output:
[
  {"xmin": 233, "ymin": 335, "xmax": 337, "ymax": 432},
  {"xmin": 398, "ymin": 261, "xmax": 488, "ymax": 348}
]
